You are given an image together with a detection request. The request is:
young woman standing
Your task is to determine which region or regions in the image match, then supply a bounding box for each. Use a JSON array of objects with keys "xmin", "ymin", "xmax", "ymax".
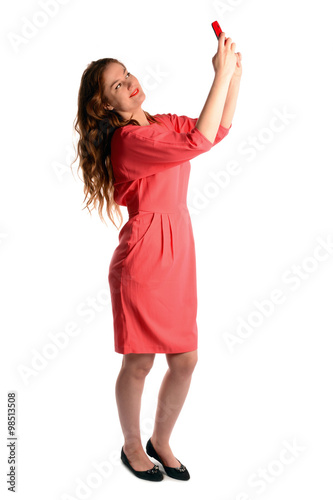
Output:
[{"xmin": 72, "ymin": 30, "xmax": 242, "ymax": 481}]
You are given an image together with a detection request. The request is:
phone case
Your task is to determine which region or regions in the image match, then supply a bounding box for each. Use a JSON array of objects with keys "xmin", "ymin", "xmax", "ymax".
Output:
[{"xmin": 212, "ymin": 21, "xmax": 222, "ymax": 39}]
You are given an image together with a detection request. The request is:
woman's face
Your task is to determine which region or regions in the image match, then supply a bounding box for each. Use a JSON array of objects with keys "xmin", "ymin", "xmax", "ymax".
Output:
[{"xmin": 103, "ymin": 62, "xmax": 146, "ymax": 118}]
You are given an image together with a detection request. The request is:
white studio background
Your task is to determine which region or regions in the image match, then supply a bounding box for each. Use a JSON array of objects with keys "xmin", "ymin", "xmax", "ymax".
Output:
[{"xmin": 1, "ymin": 0, "xmax": 333, "ymax": 499}]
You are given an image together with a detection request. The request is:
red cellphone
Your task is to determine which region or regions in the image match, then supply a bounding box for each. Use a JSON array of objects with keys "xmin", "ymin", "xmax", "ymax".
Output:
[{"xmin": 212, "ymin": 21, "xmax": 222, "ymax": 39}]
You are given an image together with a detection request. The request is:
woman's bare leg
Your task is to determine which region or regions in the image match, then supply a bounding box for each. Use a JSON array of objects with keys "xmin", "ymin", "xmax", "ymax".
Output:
[
  {"xmin": 115, "ymin": 352, "xmax": 156, "ymax": 471},
  {"xmin": 150, "ymin": 349, "xmax": 198, "ymax": 467}
]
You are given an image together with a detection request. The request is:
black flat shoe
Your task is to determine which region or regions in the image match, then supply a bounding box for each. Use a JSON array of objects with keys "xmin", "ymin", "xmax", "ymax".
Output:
[
  {"xmin": 121, "ymin": 447, "xmax": 164, "ymax": 481},
  {"xmin": 146, "ymin": 438, "xmax": 190, "ymax": 481}
]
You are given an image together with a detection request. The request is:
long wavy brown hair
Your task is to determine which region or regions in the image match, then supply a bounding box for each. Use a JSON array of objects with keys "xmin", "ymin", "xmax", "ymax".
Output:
[{"xmin": 71, "ymin": 58, "xmax": 162, "ymax": 229}]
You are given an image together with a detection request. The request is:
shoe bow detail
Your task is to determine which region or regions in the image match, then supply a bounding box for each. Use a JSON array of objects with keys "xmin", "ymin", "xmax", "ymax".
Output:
[
  {"xmin": 174, "ymin": 462, "xmax": 186, "ymax": 472},
  {"xmin": 147, "ymin": 464, "xmax": 160, "ymax": 474}
]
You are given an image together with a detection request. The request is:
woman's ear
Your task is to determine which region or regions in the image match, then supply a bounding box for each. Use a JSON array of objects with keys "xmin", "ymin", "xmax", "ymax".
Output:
[{"xmin": 104, "ymin": 103, "xmax": 114, "ymax": 111}]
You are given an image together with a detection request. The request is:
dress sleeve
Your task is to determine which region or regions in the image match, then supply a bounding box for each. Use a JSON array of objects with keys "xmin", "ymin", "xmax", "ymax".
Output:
[
  {"xmin": 161, "ymin": 113, "xmax": 232, "ymax": 146},
  {"xmin": 111, "ymin": 118, "xmax": 231, "ymax": 182}
]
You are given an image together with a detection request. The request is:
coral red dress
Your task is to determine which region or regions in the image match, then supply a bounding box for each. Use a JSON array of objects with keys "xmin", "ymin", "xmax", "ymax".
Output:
[{"xmin": 108, "ymin": 113, "xmax": 231, "ymax": 354}]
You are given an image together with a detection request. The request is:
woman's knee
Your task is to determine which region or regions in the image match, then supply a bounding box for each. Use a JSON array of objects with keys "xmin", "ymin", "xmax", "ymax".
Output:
[
  {"xmin": 122, "ymin": 353, "xmax": 155, "ymax": 377},
  {"xmin": 166, "ymin": 349, "xmax": 198, "ymax": 377}
]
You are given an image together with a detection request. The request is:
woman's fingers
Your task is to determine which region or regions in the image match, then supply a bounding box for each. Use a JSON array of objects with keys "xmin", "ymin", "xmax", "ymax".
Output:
[
  {"xmin": 235, "ymin": 52, "xmax": 242, "ymax": 67},
  {"xmin": 219, "ymin": 31, "xmax": 226, "ymax": 48},
  {"xmin": 224, "ymin": 36, "xmax": 232, "ymax": 47},
  {"xmin": 224, "ymin": 37, "xmax": 236, "ymax": 53}
]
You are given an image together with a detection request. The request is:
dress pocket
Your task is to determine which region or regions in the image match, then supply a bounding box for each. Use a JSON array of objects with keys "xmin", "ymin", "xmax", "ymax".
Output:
[
  {"xmin": 109, "ymin": 212, "xmax": 156, "ymax": 292},
  {"xmin": 124, "ymin": 211, "xmax": 156, "ymax": 259},
  {"xmin": 122, "ymin": 212, "xmax": 176, "ymax": 289}
]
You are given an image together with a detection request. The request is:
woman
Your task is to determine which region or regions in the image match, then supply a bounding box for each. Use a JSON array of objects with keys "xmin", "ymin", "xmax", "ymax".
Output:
[{"xmin": 72, "ymin": 31, "xmax": 242, "ymax": 482}]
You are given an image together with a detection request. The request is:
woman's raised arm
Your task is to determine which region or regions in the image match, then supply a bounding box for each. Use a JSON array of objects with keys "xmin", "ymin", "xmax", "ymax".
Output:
[{"xmin": 195, "ymin": 31, "xmax": 237, "ymax": 143}]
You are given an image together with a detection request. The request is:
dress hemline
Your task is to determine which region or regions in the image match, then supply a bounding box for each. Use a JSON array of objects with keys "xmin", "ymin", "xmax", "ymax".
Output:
[{"xmin": 115, "ymin": 344, "xmax": 198, "ymax": 354}]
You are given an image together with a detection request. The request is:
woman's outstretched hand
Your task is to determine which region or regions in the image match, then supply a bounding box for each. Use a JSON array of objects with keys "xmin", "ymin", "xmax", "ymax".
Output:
[{"xmin": 212, "ymin": 31, "xmax": 237, "ymax": 79}]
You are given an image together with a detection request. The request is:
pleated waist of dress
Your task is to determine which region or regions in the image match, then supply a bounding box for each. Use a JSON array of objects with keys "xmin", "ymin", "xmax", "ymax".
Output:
[{"xmin": 127, "ymin": 203, "xmax": 188, "ymax": 219}]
